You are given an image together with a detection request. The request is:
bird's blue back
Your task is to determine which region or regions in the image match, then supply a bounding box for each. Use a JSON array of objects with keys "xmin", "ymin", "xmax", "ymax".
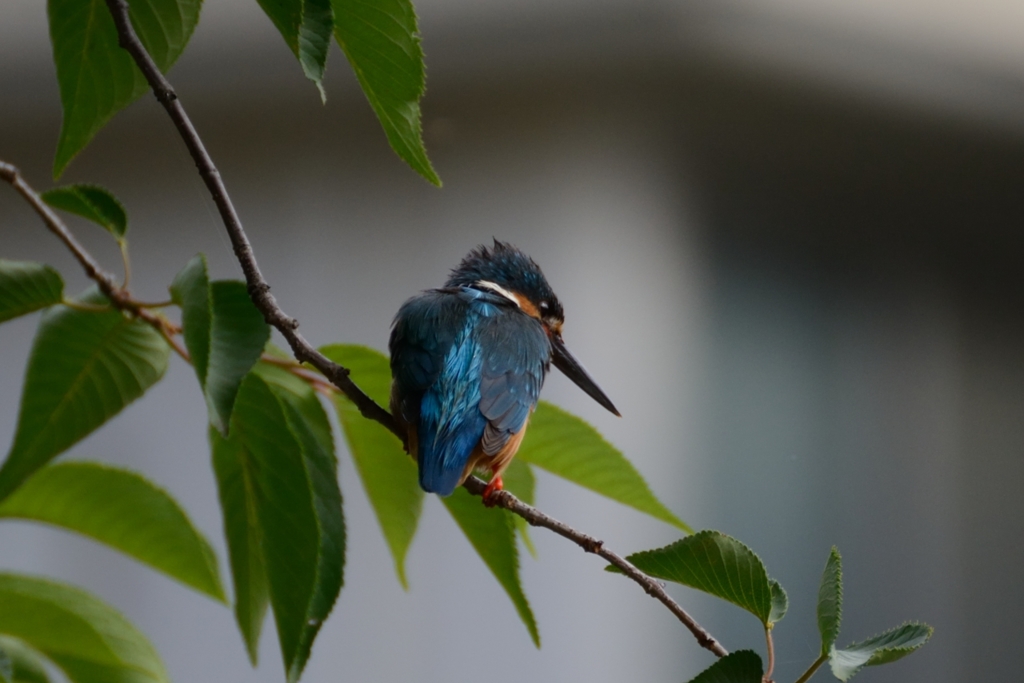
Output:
[{"xmin": 390, "ymin": 286, "xmax": 550, "ymax": 495}]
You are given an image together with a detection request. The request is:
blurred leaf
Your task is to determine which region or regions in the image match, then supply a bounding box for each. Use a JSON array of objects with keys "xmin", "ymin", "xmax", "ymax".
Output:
[
  {"xmin": 0, "ymin": 636, "xmax": 53, "ymax": 683},
  {"xmin": 0, "ymin": 573, "xmax": 169, "ymax": 683},
  {"xmin": 442, "ymin": 488, "xmax": 539, "ymax": 647},
  {"xmin": 818, "ymin": 547, "xmax": 843, "ymax": 655},
  {"xmin": 0, "ymin": 462, "xmax": 224, "ymax": 601},
  {"xmin": 332, "ymin": 0, "xmax": 440, "ymax": 185},
  {"xmin": 519, "ymin": 402, "xmax": 691, "ymax": 533},
  {"xmin": 769, "ymin": 579, "xmax": 788, "ymax": 625},
  {"xmin": 0, "ymin": 289, "xmax": 169, "ymax": 501},
  {"xmin": 502, "ymin": 458, "xmax": 537, "ymax": 557},
  {"xmin": 0, "ymin": 261, "xmax": 63, "ymax": 324},
  {"xmin": 40, "ymin": 185, "xmax": 127, "ymax": 240},
  {"xmin": 256, "ymin": 0, "xmax": 333, "ymax": 100},
  {"xmin": 49, "ymin": 0, "xmax": 203, "ymax": 177},
  {"xmin": 320, "ymin": 344, "xmax": 423, "ymax": 589},
  {"xmin": 609, "ymin": 530, "xmax": 776, "ymax": 626},
  {"xmin": 212, "ymin": 373, "xmax": 343, "ymax": 682},
  {"xmin": 829, "ymin": 623, "xmax": 933, "ymax": 681},
  {"xmin": 687, "ymin": 650, "xmax": 763, "ymax": 683},
  {"xmin": 171, "ymin": 257, "xmax": 269, "ymax": 434}
]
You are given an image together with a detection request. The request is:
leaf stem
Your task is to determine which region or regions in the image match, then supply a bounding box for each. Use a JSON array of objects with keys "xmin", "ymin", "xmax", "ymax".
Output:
[
  {"xmin": 131, "ymin": 298, "xmax": 175, "ymax": 308},
  {"xmin": 158, "ymin": 323, "xmax": 191, "ymax": 362},
  {"xmin": 119, "ymin": 240, "xmax": 131, "ymax": 287},
  {"xmin": 793, "ymin": 654, "xmax": 827, "ymax": 683},
  {"xmin": 101, "ymin": 0, "xmax": 730, "ymax": 660},
  {"xmin": 260, "ymin": 355, "xmax": 337, "ymax": 394},
  {"xmin": 764, "ymin": 628, "xmax": 775, "ymax": 682},
  {"xmin": 60, "ymin": 298, "xmax": 111, "ymax": 313}
]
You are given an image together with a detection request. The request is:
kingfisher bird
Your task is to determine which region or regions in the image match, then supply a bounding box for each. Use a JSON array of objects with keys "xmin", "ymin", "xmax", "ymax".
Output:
[{"xmin": 389, "ymin": 240, "xmax": 620, "ymax": 498}]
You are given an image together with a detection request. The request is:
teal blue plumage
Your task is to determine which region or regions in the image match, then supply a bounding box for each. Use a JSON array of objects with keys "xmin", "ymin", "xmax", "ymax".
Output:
[
  {"xmin": 390, "ymin": 286, "xmax": 549, "ymax": 495},
  {"xmin": 389, "ymin": 240, "xmax": 618, "ymax": 497}
]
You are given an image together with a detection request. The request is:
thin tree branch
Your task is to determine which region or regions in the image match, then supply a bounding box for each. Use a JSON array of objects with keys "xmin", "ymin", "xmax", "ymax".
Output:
[
  {"xmin": 463, "ymin": 476, "xmax": 728, "ymax": 657},
  {"xmin": 102, "ymin": 0, "xmax": 397, "ymax": 436},
  {"xmin": 763, "ymin": 628, "xmax": 775, "ymax": 682},
  {"xmin": 101, "ymin": 0, "xmax": 728, "ymax": 659},
  {"xmin": 1, "ymin": 162, "xmax": 120, "ymax": 297},
  {"xmin": 2, "ymin": 161, "xmax": 177, "ymax": 336},
  {"xmin": 2, "ymin": 160, "xmax": 343, "ymax": 397}
]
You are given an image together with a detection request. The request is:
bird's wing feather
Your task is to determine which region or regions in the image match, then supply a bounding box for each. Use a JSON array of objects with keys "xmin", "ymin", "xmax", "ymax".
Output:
[
  {"xmin": 476, "ymin": 312, "xmax": 549, "ymax": 456},
  {"xmin": 389, "ymin": 291, "xmax": 465, "ymax": 425}
]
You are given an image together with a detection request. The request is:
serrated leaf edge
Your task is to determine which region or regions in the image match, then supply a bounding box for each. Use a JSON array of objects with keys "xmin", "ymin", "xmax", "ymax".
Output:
[
  {"xmin": 41, "ymin": 184, "xmax": 128, "ymax": 240},
  {"xmin": 829, "ymin": 621, "xmax": 933, "ymax": 681},
  {"xmin": 818, "ymin": 546, "xmax": 843, "ymax": 655}
]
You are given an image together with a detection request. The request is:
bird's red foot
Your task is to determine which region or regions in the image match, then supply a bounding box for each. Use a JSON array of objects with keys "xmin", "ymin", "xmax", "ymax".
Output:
[{"xmin": 482, "ymin": 476, "xmax": 504, "ymax": 506}]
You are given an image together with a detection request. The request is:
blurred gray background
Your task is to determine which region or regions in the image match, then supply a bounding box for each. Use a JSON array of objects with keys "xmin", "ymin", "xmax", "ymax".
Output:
[{"xmin": 2, "ymin": 0, "xmax": 1023, "ymax": 681}]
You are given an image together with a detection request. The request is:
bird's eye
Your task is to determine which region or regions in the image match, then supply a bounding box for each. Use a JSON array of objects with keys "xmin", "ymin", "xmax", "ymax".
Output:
[{"xmin": 539, "ymin": 301, "xmax": 549, "ymax": 311}]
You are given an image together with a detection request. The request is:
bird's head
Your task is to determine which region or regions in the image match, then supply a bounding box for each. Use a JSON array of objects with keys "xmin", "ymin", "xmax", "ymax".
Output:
[{"xmin": 447, "ymin": 240, "xmax": 620, "ymax": 416}]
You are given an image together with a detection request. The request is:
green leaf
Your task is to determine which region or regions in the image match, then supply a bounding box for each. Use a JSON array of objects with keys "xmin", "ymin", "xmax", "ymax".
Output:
[
  {"xmin": 609, "ymin": 530, "xmax": 775, "ymax": 626},
  {"xmin": 0, "ymin": 636, "xmax": 53, "ymax": 683},
  {"xmin": 170, "ymin": 256, "xmax": 270, "ymax": 434},
  {"xmin": 829, "ymin": 623, "xmax": 933, "ymax": 681},
  {"xmin": 256, "ymin": 0, "xmax": 333, "ymax": 100},
  {"xmin": 0, "ymin": 573, "xmax": 169, "ymax": 683},
  {"xmin": 769, "ymin": 579, "xmax": 788, "ymax": 625},
  {"xmin": 0, "ymin": 261, "xmax": 64, "ymax": 324},
  {"xmin": 320, "ymin": 344, "xmax": 423, "ymax": 589},
  {"xmin": 519, "ymin": 402, "xmax": 691, "ymax": 533},
  {"xmin": 442, "ymin": 488, "xmax": 539, "ymax": 647},
  {"xmin": 0, "ymin": 289, "xmax": 169, "ymax": 501},
  {"xmin": 40, "ymin": 185, "xmax": 127, "ymax": 240},
  {"xmin": 687, "ymin": 650, "xmax": 763, "ymax": 683},
  {"xmin": 49, "ymin": 0, "xmax": 203, "ymax": 177},
  {"xmin": 0, "ymin": 462, "xmax": 224, "ymax": 601},
  {"xmin": 251, "ymin": 363, "xmax": 334, "ymax": 456},
  {"xmin": 818, "ymin": 547, "xmax": 843, "ymax": 655},
  {"xmin": 212, "ymin": 373, "xmax": 344, "ymax": 682},
  {"xmin": 332, "ymin": 0, "xmax": 440, "ymax": 185},
  {"xmin": 169, "ymin": 254, "xmax": 211, "ymax": 380},
  {"xmin": 210, "ymin": 425, "xmax": 267, "ymax": 665},
  {"xmin": 250, "ymin": 362, "xmax": 345, "ymax": 659},
  {"xmin": 502, "ymin": 458, "xmax": 537, "ymax": 557},
  {"xmin": 204, "ymin": 281, "xmax": 270, "ymax": 433}
]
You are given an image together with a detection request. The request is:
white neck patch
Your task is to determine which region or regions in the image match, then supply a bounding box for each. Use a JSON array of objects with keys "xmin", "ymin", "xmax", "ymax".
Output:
[{"xmin": 475, "ymin": 280, "xmax": 520, "ymax": 308}]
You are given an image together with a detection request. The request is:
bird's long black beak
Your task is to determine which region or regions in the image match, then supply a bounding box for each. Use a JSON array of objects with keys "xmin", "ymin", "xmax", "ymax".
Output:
[{"xmin": 550, "ymin": 334, "xmax": 620, "ymax": 416}]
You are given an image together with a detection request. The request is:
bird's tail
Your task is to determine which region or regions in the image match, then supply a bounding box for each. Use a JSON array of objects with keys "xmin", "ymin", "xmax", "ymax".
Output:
[{"xmin": 417, "ymin": 393, "xmax": 485, "ymax": 496}]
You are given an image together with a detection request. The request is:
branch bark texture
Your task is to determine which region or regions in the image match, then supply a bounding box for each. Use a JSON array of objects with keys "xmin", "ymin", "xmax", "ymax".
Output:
[
  {"xmin": 102, "ymin": 0, "xmax": 397, "ymax": 436},
  {"xmin": 464, "ymin": 476, "xmax": 728, "ymax": 656},
  {"xmin": 98, "ymin": 0, "xmax": 729, "ymax": 660},
  {"xmin": 1, "ymin": 161, "xmax": 168, "ymax": 336}
]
